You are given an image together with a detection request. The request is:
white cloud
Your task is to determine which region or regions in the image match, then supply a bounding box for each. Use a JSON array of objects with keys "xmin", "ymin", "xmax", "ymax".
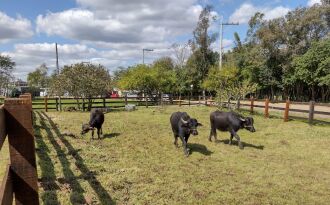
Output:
[
  {"xmin": 36, "ymin": 0, "xmax": 203, "ymax": 44},
  {"xmin": 307, "ymin": 0, "xmax": 321, "ymax": 6},
  {"xmin": 229, "ymin": 3, "xmax": 290, "ymax": 24},
  {"xmin": 3, "ymin": 42, "xmax": 174, "ymax": 80},
  {"xmin": 0, "ymin": 11, "xmax": 33, "ymax": 43}
]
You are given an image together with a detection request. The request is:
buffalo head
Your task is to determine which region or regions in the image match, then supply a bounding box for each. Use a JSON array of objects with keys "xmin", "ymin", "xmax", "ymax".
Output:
[
  {"xmin": 240, "ymin": 117, "xmax": 256, "ymax": 132},
  {"xmin": 181, "ymin": 118, "xmax": 203, "ymax": 136}
]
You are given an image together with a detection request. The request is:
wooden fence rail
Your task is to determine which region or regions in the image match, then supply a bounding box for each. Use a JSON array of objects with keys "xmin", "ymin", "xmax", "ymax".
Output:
[{"xmin": 0, "ymin": 93, "xmax": 39, "ymax": 205}]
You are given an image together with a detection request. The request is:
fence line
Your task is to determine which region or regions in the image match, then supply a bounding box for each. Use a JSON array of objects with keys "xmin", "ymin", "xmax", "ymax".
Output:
[{"xmin": 0, "ymin": 93, "xmax": 39, "ymax": 205}]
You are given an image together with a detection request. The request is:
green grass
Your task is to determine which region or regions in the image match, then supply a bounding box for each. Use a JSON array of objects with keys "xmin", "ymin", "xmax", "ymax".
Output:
[{"xmin": 1, "ymin": 106, "xmax": 330, "ymax": 204}]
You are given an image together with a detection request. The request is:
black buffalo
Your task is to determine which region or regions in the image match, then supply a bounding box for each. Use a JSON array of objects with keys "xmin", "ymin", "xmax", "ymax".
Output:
[
  {"xmin": 81, "ymin": 109, "xmax": 105, "ymax": 140},
  {"xmin": 209, "ymin": 111, "xmax": 255, "ymax": 149},
  {"xmin": 170, "ymin": 112, "xmax": 202, "ymax": 156}
]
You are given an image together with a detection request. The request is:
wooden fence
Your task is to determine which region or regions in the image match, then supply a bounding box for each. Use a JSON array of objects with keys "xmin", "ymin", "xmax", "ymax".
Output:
[
  {"xmin": 206, "ymin": 97, "xmax": 330, "ymax": 124},
  {"xmin": 0, "ymin": 93, "xmax": 39, "ymax": 205},
  {"xmin": 1, "ymin": 95, "xmax": 329, "ymax": 124}
]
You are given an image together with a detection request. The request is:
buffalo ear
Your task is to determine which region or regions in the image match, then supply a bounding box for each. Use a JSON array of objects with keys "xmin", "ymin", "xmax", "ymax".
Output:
[{"xmin": 197, "ymin": 122, "xmax": 203, "ymax": 126}]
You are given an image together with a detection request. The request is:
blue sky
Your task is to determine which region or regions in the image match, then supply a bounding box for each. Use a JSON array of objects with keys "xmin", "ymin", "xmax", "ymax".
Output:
[{"xmin": 0, "ymin": 0, "xmax": 320, "ymax": 79}]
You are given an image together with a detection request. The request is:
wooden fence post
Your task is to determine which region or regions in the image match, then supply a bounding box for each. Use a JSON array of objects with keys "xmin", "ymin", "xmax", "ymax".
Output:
[
  {"xmin": 265, "ymin": 98, "xmax": 270, "ymax": 118},
  {"xmin": 237, "ymin": 99, "xmax": 241, "ymax": 110},
  {"xmin": 308, "ymin": 101, "xmax": 315, "ymax": 125},
  {"xmin": 284, "ymin": 99, "xmax": 290, "ymax": 122},
  {"xmin": 125, "ymin": 94, "xmax": 128, "ymax": 105},
  {"xmin": 198, "ymin": 96, "xmax": 201, "ymax": 106},
  {"xmin": 145, "ymin": 94, "xmax": 148, "ymax": 108},
  {"xmin": 55, "ymin": 98, "xmax": 58, "ymax": 111},
  {"xmin": 44, "ymin": 96, "xmax": 48, "ymax": 112},
  {"xmin": 250, "ymin": 96, "xmax": 254, "ymax": 114},
  {"xmin": 179, "ymin": 96, "xmax": 181, "ymax": 107},
  {"xmin": 160, "ymin": 92, "xmax": 164, "ymax": 106},
  {"xmin": 58, "ymin": 97, "xmax": 62, "ymax": 111},
  {"xmin": 189, "ymin": 95, "xmax": 191, "ymax": 106},
  {"xmin": 103, "ymin": 98, "xmax": 106, "ymax": 108},
  {"xmin": 4, "ymin": 98, "xmax": 39, "ymax": 205}
]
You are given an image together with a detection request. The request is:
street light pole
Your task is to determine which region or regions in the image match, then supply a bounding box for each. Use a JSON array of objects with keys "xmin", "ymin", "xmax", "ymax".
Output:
[
  {"xmin": 219, "ymin": 16, "xmax": 239, "ymax": 70},
  {"xmin": 142, "ymin": 48, "xmax": 154, "ymax": 64}
]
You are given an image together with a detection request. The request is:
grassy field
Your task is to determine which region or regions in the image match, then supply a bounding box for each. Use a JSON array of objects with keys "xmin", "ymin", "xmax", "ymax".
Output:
[{"xmin": 1, "ymin": 106, "xmax": 330, "ymax": 204}]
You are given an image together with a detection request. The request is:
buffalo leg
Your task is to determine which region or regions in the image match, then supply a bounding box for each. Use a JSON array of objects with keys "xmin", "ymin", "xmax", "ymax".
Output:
[
  {"xmin": 91, "ymin": 129, "xmax": 94, "ymax": 140},
  {"xmin": 229, "ymin": 134, "xmax": 233, "ymax": 145},
  {"xmin": 97, "ymin": 128, "xmax": 100, "ymax": 139},
  {"xmin": 184, "ymin": 135, "xmax": 190, "ymax": 153},
  {"xmin": 179, "ymin": 135, "xmax": 189, "ymax": 156},
  {"xmin": 230, "ymin": 130, "xmax": 243, "ymax": 149},
  {"xmin": 173, "ymin": 135, "xmax": 179, "ymax": 148},
  {"xmin": 209, "ymin": 127, "xmax": 217, "ymax": 142}
]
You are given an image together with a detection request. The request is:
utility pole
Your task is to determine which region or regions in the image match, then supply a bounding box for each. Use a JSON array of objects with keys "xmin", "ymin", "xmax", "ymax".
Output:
[
  {"xmin": 219, "ymin": 16, "xmax": 239, "ymax": 70},
  {"xmin": 55, "ymin": 43, "xmax": 62, "ymax": 111},
  {"xmin": 56, "ymin": 43, "xmax": 59, "ymax": 74}
]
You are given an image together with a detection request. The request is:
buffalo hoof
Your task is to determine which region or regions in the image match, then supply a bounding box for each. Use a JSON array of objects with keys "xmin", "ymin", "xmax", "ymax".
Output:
[
  {"xmin": 208, "ymin": 138, "xmax": 212, "ymax": 142},
  {"xmin": 238, "ymin": 142, "xmax": 244, "ymax": 149},
  {"xmin": 228, "ymin": 141, "xmax": 232, "ymax": 145},
  {"xmin": 185, "ymin": 148, "xmax": 190, "ymax": 157}
]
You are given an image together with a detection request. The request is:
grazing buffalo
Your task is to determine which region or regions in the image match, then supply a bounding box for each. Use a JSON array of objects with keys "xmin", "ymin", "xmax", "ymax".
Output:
[
  {"xmin": 170, "ymin": 112, "xmax": 202, "ymax": 156},
  {"xmin": 209, "ymin": 111, "xmax": 255, "ymax": 149},
  {"xmin": 81, "ymin": 109, "xmax": 105, "ymax": 140}
]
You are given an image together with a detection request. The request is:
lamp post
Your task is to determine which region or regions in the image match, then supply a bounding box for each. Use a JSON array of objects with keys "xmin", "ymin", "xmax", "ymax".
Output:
[{"xmin": 142, "ymin": 48, "xmax": 154, "ymax": 64}]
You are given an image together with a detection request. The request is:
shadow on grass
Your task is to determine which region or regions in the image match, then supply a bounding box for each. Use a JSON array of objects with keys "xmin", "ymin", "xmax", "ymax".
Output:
[
  {"xmin": 33, "ymin": 112, "xmax": 61, "ymax": 205},
  {"xmin": 189, "ymin": 143, "xmax": 213, "ymax": 155},
  {"xmin": 103, "ymin": 133, "xmax": 121, "ymax": 139},
  {"xmin": 217, "ymin": 139, "xmax": 264, "ymax": 150},
  {"xmin": 35, "ymin": 111, "xmax": 86, "ymax": 205},
  {"xmin": 40, "ymin": 111, "xmax": 115, "ymax": 205}
]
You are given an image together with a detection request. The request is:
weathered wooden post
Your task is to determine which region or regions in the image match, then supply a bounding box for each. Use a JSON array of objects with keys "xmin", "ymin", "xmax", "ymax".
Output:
[
  {"xmin": 55, "ymin": 98, "xmax": 58, "ymax": 111},
  {"xmin": 44, "ymin": 96, "xmax": 48, "ymax": 112},
  {"xmin": 4, "ymin": 98, "xmax": 39, "ymax": 205},
  {"xmin": 160, "ymin": 92, "xmax": 164, "ymax": 107},
  {"xmin": 284, "ymin": 99, "xmax": 290, "ymax": 122},
  {"xmin": 145, "ymin": 94, "xmax": 148, "ymax": 108},
  {"xmin": 250, "ymin": 96, "xmax": 254, "ymax": 114},
  {"xmin": 125, "ymin": 94, "xmax": 128, "ymax": 105},
  {"xmin": 58, "ymin": 96, "xmax": 62, "ymax": 111},
  {"xmin": 265, "ymin": 98, "xmax": 270, "ymax": 118},
  {"xmin": 308, "ymin": 101, "xmax": 315, "ymax": 125},
  {"xmin": 103, "ymin": 97, "xmax": 106, "ymax": 108},
  {"xmin": 198, "ymin": 96, "xmax": 201, "ymax": 106},
  {"xmin": 179, "ymin": 96, "xmax": 182, "ymax": 107},
  {"xmin": 189, "ymin": 95, "xmax": 191, "ymax": 106}
]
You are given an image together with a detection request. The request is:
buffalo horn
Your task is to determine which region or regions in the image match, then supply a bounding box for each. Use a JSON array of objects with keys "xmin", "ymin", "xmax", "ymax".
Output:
[{"xmin": 181, "ymin": 118, "xmax": 188, "ymax": 124}]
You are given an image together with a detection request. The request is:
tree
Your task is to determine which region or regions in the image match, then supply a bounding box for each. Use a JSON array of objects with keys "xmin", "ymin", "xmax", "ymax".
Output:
[
  {"xmin": 187, "ymin": 5, "xmax": 218, "ymax": 93},
  {"xmin": 0, "ymin": 55, "xmax": 15, "ymax": 96},
  {"xmin": 50, "ymin": 63, "xmax": 112, "ymax": 110},
  {"xmin": 203, "ymin": 65, "xmax": 257, "ymax": 109},
  {"xmin": 292, "ymin": 39, "xmax": 330, "ymax": 100},
  {"xmin": 27, "ymin": 63, "xmax": 50, "ymax": 88},
  {"xmin": 118, "ymin": 64, "xmax": 158, "ymax": 97},
  {"xmin": 171, "ymin": 43, "xmax": 191, "ymax": 69}
]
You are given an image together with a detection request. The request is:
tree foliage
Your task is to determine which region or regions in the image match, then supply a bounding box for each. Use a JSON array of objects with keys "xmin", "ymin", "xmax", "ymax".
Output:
[
  {"xmin": 50, "ymin": 63, "xmax": 112, "ymax": 110},
  {"xmin": 0, "ymin": 55, "xmax": 15, "ymax": 96},
  {"xmin": 27, "ymin": 63, "xmax": 50, "ymax": 88}
]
